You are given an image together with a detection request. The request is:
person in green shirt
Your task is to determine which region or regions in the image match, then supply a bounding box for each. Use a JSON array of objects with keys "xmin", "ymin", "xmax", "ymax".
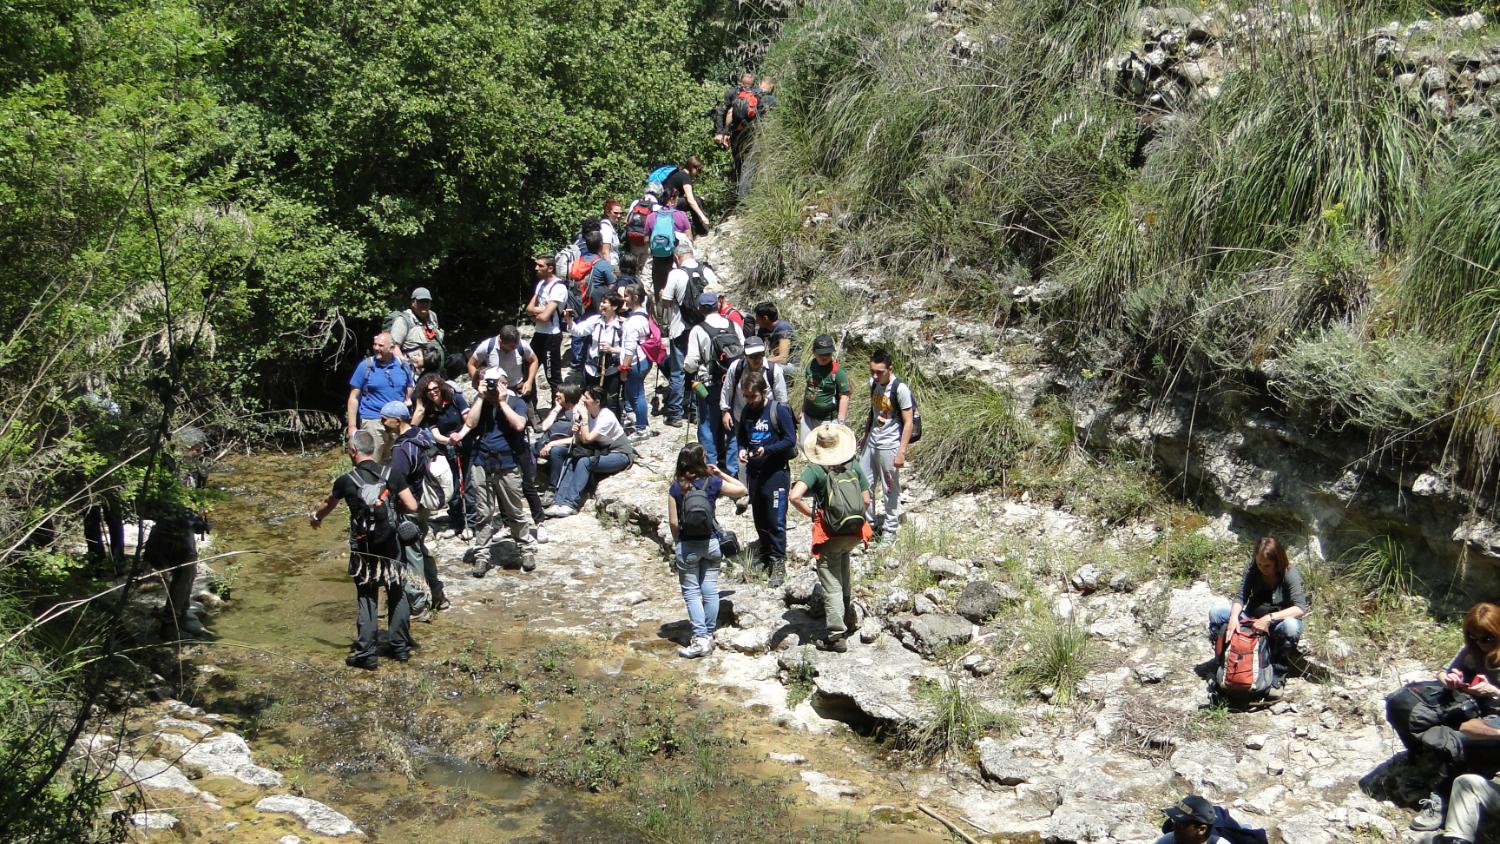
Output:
[
  {"xmin": 800, "ymin": 333, "xmax": 850, "ymax": 442},
  {"xmin": 790, "ymin": 422, "xmax": 872, "ymax": 653}
]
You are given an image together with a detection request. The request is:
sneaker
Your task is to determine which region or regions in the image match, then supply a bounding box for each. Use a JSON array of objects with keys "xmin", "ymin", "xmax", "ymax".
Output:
[
  {"xmin": 345, "ymin": 654, "xmax": 378, "ymax": 671},
  {"xmin": 1263, "ymin": 685, "xmax": 1284, "ymax": 701},
  {"xmin": 469, "ymin": 561, "xmax": 491, "ymax": 579},
  {"xmin": 521, "ymin": 554, "xmax": 537, "ymax": 572},
  {"xmin": 735, "ymin": 498, "xmax": 750, "ymax": 516},
  {"xmin": 535, "ymin": 524, "xmax": 550, "ymax": 544},
  {"xmin": 664, "ymin": 417, "xmax": 684, "ymax": 428},
  {"xmin": 544, "ymin": 503, "xmax": 578, "ymax": 518},
  {"xmin": 415, "ymin": 608, "xmax": 435, "ymax": 624},
  {"xmin": 431, "ymin": 598, "xmax": 452, "ymax": 612},
  {"xmin": 677, "ymin": 637, "xmax": 712, "ymax": 659},
  {"xmin": 630, "ymin": 428, "xmax": 655, "ymax": 441},
  {"xmin": 818, "ymin": 635, "xmax": 848, "ymax": 653},
  {"xmin": 1411, "ymin": 792, "xmax": 1446, "ymax": 832}
]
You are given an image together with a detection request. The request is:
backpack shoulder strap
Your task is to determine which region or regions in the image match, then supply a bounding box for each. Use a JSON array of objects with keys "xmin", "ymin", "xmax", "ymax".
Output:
[{"xmin": 359, "ymin": 356, "xmax": 376, "ymax": 390}]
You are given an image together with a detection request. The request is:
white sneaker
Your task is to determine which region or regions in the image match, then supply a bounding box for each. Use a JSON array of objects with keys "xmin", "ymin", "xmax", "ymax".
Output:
[
  {"xmin": 677, "ymin": 636, "xmax": 712, "ymax": 659},
  {"xmin": 543, "ymin": 503, "xmax": 577, "ymax": 518},
  {"xmin": 535, "ymin": 524, "xmax": 550, "ymax": 544}
]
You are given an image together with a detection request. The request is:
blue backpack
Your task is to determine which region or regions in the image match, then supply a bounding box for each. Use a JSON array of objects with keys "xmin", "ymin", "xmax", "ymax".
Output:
[
  {"xmin": 647, "ymin": 164, "xmax": 677, "ymax": 190},
  {"xmin": 650, "ymin": 208, "xmax": 678, "ymax": 258}
]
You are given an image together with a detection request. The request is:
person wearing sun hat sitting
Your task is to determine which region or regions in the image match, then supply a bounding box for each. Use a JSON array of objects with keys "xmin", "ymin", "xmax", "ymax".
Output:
[{"xmin": 788, "ymin": 422, "xmax": 872, "ymax": 653}]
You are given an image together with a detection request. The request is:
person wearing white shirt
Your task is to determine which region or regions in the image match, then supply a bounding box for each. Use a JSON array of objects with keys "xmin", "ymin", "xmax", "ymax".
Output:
[
  {"xmin": 569, "ymin": 292, "xmax": 627, "ymax": 421},
  {"xmin": 544, "ymin": 386, "xmax": 635, "ymax": 518},
  {"xmin": 683, "ymin": 290, "xmax": 745, "ymax": 475},
  {"xmin": 619, "ymin": 282, "xmax": 655, "ymax": 437},
  {"xmin": 658, "ymin": 241, "xmax": 717, "ymax": 427},
  {"xmin": 525, "ymin": 255, "xmax": 569, "ymax": 402}
]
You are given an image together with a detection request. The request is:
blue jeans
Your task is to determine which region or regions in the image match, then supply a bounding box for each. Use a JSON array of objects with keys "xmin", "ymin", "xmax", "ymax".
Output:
[
  {"xmin": 676, "ymin": 536, "xmax": 722, "ymax": 640},
  {"xmin": 665, "ymin": 333, "xmax": 688, "ymax": 422},
  {"xmin": 538, "ymin": 441, "xmax": 570, "ymax": 491},
  {"xmin": 1208, "ymin": 605, "xmax": 1302, "ymax": 662},
  {"xmin": 626, "ymin": 357, "xmax": 652, "ymax": 430},
  {"xmin": 697, "ymin": 392, "xmax": 738, "ymax": 475},
  {"xmin": 555, "ymin": 450, "xmax": 632, "ymax": 509},
  {"xmin": 748, "ymin": 468, "xmax": 788, "ymax": 564}
]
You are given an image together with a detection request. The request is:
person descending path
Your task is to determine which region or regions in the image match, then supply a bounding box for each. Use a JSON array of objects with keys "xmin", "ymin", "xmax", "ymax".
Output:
[
  {"xmin": 526, "ymin": 255, "xmax": 569, "ymax": 404},
  {"xmin": 310, "ymin": 430, "xmax": 412, "ymax": 669},
  {"xmin": 382, "ymin": 401, "xmax": 447, "ymax": 621},
  {"xmin": 657, "ymin": 156, "xmax": 710, "ymax": 237},
  {"xmin": 684, "ymin": 289, "xmax": 744, "ymax": 475},
  {"xmin": 623, "ymin": 187, "xmax": 658, "ymax": 272},
  {"xmin": 646, "ymin": 193, "xmax": 691, "ymax": 296},
  {"xmin": 753, "ymin": 302, "xmax": 795, "ymax": 366},
  {"xmin": 800, "ymin": 333, "xmax": 850, "ymax": 441},
  {"xmin": 346, "ymin": 332, "xmax": 413, "ymax": 464},
  {"xmin": 465, "ymin": 369, "xmax": 537, "ymax": 575},
  {"xmin": 790, "ymin": 423, "xmax": 872, "ymax": 653},
  {"xmin": 860, "ymin": 348, "xmax": 913, "ymax": 545},
  {"xmin": 667, "ymin": 442, "xmax": 748, "ymax": 660},
  {"xmin": 734, "ymin": 377, "xmax": 796, "ymax": 587},
  {"xmin": 655, "ymin": 237, "xmax": 705, "ymax": 428}
]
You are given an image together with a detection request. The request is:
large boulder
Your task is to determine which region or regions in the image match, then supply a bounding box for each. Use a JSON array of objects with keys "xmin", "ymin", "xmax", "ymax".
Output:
[
  {"xmin": 898, "ymin": 613, "xmax": 973, "ymax": 655},
  {"xmin": 255, "ymin": 795, "xmax": 363, "ymax": 837},
  {"xmin": 806, "ymin": 637, "xmax": 944, "ymax": 727},
  {"xmin": 955, "ymin": 580, "xmax": 1007, "ymax": 623}
]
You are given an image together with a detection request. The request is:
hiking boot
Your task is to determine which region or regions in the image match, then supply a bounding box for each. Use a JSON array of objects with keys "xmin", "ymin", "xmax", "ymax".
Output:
[
  {"xmin": 469, "ymin": 560, "xmax": 491, "ymax": 579},
  {"xmin": 1412, "ymin": 792, "xmax": 1446, "ymax": 831},
  {"xmin": 521, "ymin": 553, "xmax": 537, "ymax": 572},
  {"xmin": 818, "ymin": 635, "xmax": 848, "ymax": 653},
  {"xmin": 431, "ymin": 598, "xmax": 452, "ymax": 613},
  {"xmin": 345, "ymin": 654, "xmax": 378, "ymax": 671},
  {"xmin": 677, "ymin": 636, "xmax": 713, "ymax": 659},
  {"xmin": 664, "ymin": 417, "xmax": 684, "ymax": 428},
  {"xmin": 415, "ymin": 607, "xmax": 435, "ymax": 624},
  {"xmin": 1263, "ymin": 685, "xmax": 1284, "ymax": 701},
  {"xmin": 735, "ymin": 498, "xmax": 750, "ymax": 516},
  {"xmin": 768, "ymin": 559, "xmax": 785, "ymax": 588}
]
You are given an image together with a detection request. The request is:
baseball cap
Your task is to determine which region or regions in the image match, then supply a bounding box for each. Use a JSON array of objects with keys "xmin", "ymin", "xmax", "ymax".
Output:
[
  {"xmin": 1162, "ymin": 795, "xmax": 1215, "ymax": 827},
  {"xmin": 482, "ymin": 367, "xmax": 507, "ymax": 384},
  {"xmin": 410, "ymin": 287, "xmax": 432, "ymax": 301},
  {"xmin": 698, "ymin": 291, "xmax": 719, "ymax": 308},
  {"xmin": 743, "ymin": 336, "xmax": 767, "ymax": 355},
  {"xmin": 812, "ymin": 333, "xmax": 835, "ymax": 355},
  {"xmin": 379, "ymin": 400, "xmax": 412, "ymax": 421}
]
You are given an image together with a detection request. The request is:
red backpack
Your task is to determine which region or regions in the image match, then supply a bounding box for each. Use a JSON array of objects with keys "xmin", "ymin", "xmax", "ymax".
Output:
[
  {"xmin": 731, "ymin": 88, "xmax": 759, "ymax": 128},
  {"xmin": 624, "ymin": 199, "xmax": 653, "ymax": 248},
  {"xmin": 1215, "ymin": 622, "xmax": 1274, "ymax": 700},
  {"xmin": 569, "ymin": 255, "xmax": 601, "ymax": 310}
]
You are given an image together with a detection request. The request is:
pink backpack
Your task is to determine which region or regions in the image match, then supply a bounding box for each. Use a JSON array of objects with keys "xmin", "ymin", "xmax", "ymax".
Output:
[{"xmin": 637, "ymin": 312, "xmax": 667, "ymax": 365}]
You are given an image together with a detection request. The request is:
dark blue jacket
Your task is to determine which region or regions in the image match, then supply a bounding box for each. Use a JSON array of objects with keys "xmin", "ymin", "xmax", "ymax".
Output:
[{"xmin": 735, "ymin": 401, "xmax": 797, "ymax": 477}]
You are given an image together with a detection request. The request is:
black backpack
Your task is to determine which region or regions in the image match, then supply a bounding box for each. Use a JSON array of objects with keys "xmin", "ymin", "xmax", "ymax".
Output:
[
  {"xmin": 677, "ymin": 265, "xmax": 710, "ymax": 326},
  {"xmin": 868, "ymin": 376, "xmax": 923, "ymax": 444},
  {"xmin": 679, "ymin": 480, "xmax": 716, "ymax": 540},
  {"xmin": 347, "ymin": 464, "xmax": 395, "ymax": 545},
  {"xmin": 704, "ymin": 323, "xmax": 743, "ymax": 382}
]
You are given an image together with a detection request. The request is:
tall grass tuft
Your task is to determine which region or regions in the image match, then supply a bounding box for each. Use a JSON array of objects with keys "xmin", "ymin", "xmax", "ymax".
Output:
[
  {"xmin": 1009, "ymin": 614, "xmax": 1091, "ymax": 704},
  {"xmin": 895, "ymin": 677, "xmax": 1005, "ymax": 760},
  {"xmin": 1341, "ymin": 535, "xmax": 1417, "ymax": 609},
  {"xmin": 913, "ymin": 383, "xmax": 1032, "ymax": 493}
]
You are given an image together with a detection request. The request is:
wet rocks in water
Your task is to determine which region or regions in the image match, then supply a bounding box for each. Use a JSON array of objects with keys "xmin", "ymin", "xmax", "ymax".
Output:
[
  {"xmin": 114, "ymin": 754, "xmax": 222, "ymax": 806},
  {"xmin": 157, "ymin": 731, "xmax": 283, "ymax": 787},
  {"xmin": 800, "ymin": 769, "xmax": 861, "ymax": 800},
  {"xmin": 255, "ymin": 795, "xmax": 363, "ymax": 837},
  {"xmin": 898, "ymin": 613, "xmax": 973, "ymax": 656}
]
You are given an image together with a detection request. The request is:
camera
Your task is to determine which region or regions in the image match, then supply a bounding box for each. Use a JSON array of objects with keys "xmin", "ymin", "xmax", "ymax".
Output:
[{"xmin": 484, "ymin": 378, "xmax": 498, "ymax": 392}]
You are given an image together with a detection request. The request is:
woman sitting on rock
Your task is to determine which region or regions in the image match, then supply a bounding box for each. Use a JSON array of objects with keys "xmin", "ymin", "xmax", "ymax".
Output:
[
  {"xmin": 1208, "ymin": 536, "xmax": 1307, "ymax": 696},
  {"xmin": 543, "ymin": 386, "xmax": 634, "ymax": 518},
  {"xmin": 667, "ymin": 442, "xmax": 747, "ymax": 659}
]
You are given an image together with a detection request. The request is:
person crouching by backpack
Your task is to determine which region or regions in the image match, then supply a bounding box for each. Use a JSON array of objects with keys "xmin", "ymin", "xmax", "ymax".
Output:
[
  {"xmin": 860, "ymin": 348, "xmax": 912, "ymax": 545},
  {"xmin": 1207, "ymin": 536, "xmax": 1307, "ymax": 699},
  {"xmin": 464, "ymin": 369, "xmax": 538, "ymax": 576},
  {"xmin": 309, "ymin": 430, "xmax": 413, "ymax": 670},
  {"xmin": 790, "ymin": 423, "xmax": 873, "ymax": 653},
  {"xmin": 383, "ymin": 401, "xmax": 448, "ymax": 621},
  {"xmin": 1154, "ymin": 794, "xmax": 1267, "ymax": 844},
  {"xmin": 735, "ymin": 377, "xmax": 797, "ymax": 587},
  {"xmin": 684, "ymin": 290, "xmax": 744, "ymax": 475},
  {"xmin": 668, "ymin": 442, "xmax": 749, "ymax": 660},
  {"xmin": 801, "ymin": 333, "xmax": 850, "ymax": 442}
]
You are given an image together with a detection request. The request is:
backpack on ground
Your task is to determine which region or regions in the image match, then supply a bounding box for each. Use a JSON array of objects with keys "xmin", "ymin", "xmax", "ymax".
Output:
[
  {"xmin": 637, "ymin": 312, "xmax": 668, "ymax": 365},
  {"xmin": 677, "ymin": 265, "xmax": 710, "ymax": 325},
  {"xmin": 625, "ymin": 199, "xmax": 653, "ymax": 248},
  {"xmin": 679, "ymin": 482, "xmax": 716, "ymax": 540},
  {"xmin": 821, "ymin": 462, "xmax": 866, "ymax": 535},
  {"xmin": 731, "ymin": 87, "xmax": 760, "ymax": 128},
  {"xmin": 868, "ymin": 376, "xmax": 923, "ymax": 444},
  {"xmin": 1213, "ymin": 622, "xmax": 1275, "ymax": 700},
  {"xmin": 650, "ymin": 207, "xmax": 678, "ymax": 258},
  {"xmin": 704, "ymin": 322, "xmax": 743, "ymax": 381},
  {"xmin": 347, "ymin": 464, "xmax": 396, "ymax": 545}
]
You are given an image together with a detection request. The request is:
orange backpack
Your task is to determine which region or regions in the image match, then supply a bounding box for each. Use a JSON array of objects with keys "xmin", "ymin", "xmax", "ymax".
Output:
[{"xmin": 1215, "ymin": 622, "xmax": 1274, "ymax": 699}]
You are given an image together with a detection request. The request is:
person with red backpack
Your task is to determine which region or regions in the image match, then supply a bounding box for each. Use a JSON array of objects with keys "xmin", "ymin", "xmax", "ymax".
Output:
[
  {"xmin": 623, "ymin": 190, "xmax": 658, "ymax": 272},
  {"xmin": 1207, "ymin": 536, "xmax": 1308, "ymax": 701},
  {"xmin": 723, "ymin": 75, "xmax": 766, "ymax": 199},
  {"xmin": 620, "ymin": 282, "xmax": 663, "ymax": 439}
]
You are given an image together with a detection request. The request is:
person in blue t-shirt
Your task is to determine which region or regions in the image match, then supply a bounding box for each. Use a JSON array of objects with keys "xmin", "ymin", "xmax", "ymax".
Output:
[
  {"xmin": 667, "ymin": 442, "xmax": 747, "ymax": 659},
  {"xmin": 734, "ymin": 376, "xmax": 797, "ymax": 587},
  {"xmin": 463, "ymin": 368, "xmax": 537, "ymax": 576},
  {"xmin": 346, "ymin": 332, "xmax": 414, "ymax": 463}
]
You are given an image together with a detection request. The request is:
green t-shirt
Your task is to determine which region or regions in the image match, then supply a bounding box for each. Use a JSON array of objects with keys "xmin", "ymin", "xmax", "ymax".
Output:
[
  {"xmin": 798, "ymin": 461, "xmax": 870, "ymax": 507},
  {"xmin": 802, "ymin": 360, "xmax": 850, "ymax": 419}
]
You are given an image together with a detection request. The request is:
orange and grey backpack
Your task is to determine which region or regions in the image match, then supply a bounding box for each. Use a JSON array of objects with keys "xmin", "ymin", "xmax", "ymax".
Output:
[{"xmin": 1214, "ymin": 622, "xmax": 1274, "ymax": 700}]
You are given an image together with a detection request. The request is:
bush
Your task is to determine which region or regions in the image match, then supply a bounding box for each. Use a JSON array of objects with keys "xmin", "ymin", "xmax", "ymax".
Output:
[
  {"xmin": 1009, "ymin": 615, "xmax": 1091, "ymax": 704},
  {"xmin": 1164, "ymin": 533, "xmax": 1236, "ymax": 584},
  {"xmin": 914, "ymin": 384, "xmax": 1033, "ymax": 493},
  {"xmin": 895, "ymin": 678, "xmax": 1005, "ymax": 760}
]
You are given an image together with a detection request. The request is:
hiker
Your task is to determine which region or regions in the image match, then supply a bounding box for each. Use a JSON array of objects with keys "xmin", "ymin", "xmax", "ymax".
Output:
[
  {"xmin": 620, "ymin": 282, "xmax": 656, "ymax": 438},
  {"xmin": 412, "ymin": 374, "xmax": 470, "ymax": 535},
  {"xmin": 600, "ymin": 199, "xmax": 624, "ymax": 269},
  {"xmin": 464, "ymin": 369, "xmax": 537, "ymax": 575},
  {"xmin": 545, "ymin": 386, "xmax": 635, "ymax": 518},
  {"xmin": 1422, "ymin": 773, "xmax": 1500, "ymax": 844},
  {"xmin": 623, "ymin": 188, "xmax": 658, "ymax": 272},
  {"xmin": 469, "ymin": 325, "xmax": 539, "ymax": 410},
  {"xmin": 309, "ymin": 430, "xmax": 412, "ymax": 669},
  {"xmin": 576, "ymin": 229, "xmax": 617, "ymax": 315},
  {"xmin": 568, "ymin": 291, "xmax": 627, "ymax": 420},
  {"xmin": 346, "ymin": 332, "xmax": 414, "ymax": 464},
  {"xmin": 735, "ymin": 377, "xmax": 797, "ymax": 587},
  {"xmin": 656, "ymin": 239, "xmax": 711, "ymax": 428},
  {"xmin": 801, "ymin": 333, "xmax": 851, "ymax": 441},
  {"xmin": 723, "ymin": 74, "xmax": 765, "ymax": 198},
  {"xmin": 668, "ymin": 442, "xmax": 749, "ymax": 660},
  {"xmin": 789, "ymin": 423, "xmax": 872, "ymax": 652},
  {"xmin": 1153, "ymin": 794, "xmax": 1267, "ymax": 844},
  {"xmin": 1393, "ymin": 602, "xmax": 1500, "ymax": 832},
  {"xmin": 382, "ymin": 401, "xmax": 447, "ymax": 621},
  {"xmin": 684, "ymin": 289, "xmax": 745, "ymax": 475},
  {"xmin": 753, "ymin": 302, "xmax": 795, "ymax": 365},
  {"xmin": 713, "ymin": 71, "xmax": 756, "ymax": 148},
  {"xmin": 616, "ymin": 252, "xmax": 643, "ymax": 300},
  {"xmin": 144, "ymin": 426, "xmax": 212, "ymax": 639},
  {"xmin": 525, "ymin": 255, "xmax": 568, "ymax": 403},
  {"xmin": 860, "ymin": 348, "xmax": 913, "ymax": 544},
  {"xmin": 535, "ymin": 384, "xmax": 585, "ymax": 493},
  {"xmin": 645, "ymin": 193, "xmax": 691, "ymax": 296},
  {"xmin": 389, "ymin": 288, "xmax": 445, "ymax": 374},
  {"xmin": 1207, "ymin": 536, "xmax": 1307, "ymax": 698},
  {"xmin": 720, "ymin": 335, "xmax": 788, "ymax": 442},
  {"xmin": 660, "ymin": 156, "xmax": 710, "ymax": 236}
]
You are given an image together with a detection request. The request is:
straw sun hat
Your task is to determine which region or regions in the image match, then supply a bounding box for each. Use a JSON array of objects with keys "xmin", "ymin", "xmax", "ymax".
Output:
[{"xmin": 803, "ymin": 422, "xmax": 857, "ymax": 467}]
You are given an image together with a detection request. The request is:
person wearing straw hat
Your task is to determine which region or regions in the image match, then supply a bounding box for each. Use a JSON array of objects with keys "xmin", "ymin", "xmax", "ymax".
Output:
[{"xmin": 789, "ymin": 422, "xmax": 873, "ymax": 653}]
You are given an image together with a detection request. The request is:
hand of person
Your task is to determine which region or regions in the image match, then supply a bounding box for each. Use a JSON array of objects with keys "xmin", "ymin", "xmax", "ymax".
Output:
[
  {"xmin": 520, "ymin": 380, "xmax": 533, "ymax": 396},
  {"xmin": 753, "ymin": 447, "xmax": 765, "ymax": 459},
  {"xmin": 1251, "ymin": 615, "xmax": 1273, "ymax": 634},
  {"xmin": 706, "ymin": 464, "xmax": 723, "ymax": 479},
  {"xmin": 721, "ymin": 411, "xmax": 733, "ymax": 430},
  {"xmin": 738, "ymin": 450, "xmax": 748, "ymax": 465},
  {"xmin": 449, "ymin": 429, "xmax": 465, "ymax": 444},
  {"xmin": 308, "ymin": 512, "xmax": 322, "ymax": 529},
  {"xmin": 1472, "ymin": 677, "xmax": 1500, "ymax": 699},
  {"xmin": 1440, "ymin": 669, "xmax": 1467, "ymax": 689},
  {"xmin": 893, "ymin": 449, "xmax": 906, "ymax": 469}
]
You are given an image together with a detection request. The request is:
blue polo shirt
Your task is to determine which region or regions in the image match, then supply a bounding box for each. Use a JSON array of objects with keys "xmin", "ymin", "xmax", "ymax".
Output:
[{"xmin": 350, "ymin": 356, "xmax": 413, "ymax": 420}]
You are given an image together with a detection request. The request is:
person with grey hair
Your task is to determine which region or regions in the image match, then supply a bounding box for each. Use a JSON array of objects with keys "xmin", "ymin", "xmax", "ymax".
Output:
[
  {"xmin": 347, "ymin": 332, "xmax": 413, "ymax": 463},
  {"xmin": 310, "ymin": 429, "xmax": 413, "ymax": 669},
  {"xmin": 464, "ymin": 368, "xmax": 537, "ymax": 575}
]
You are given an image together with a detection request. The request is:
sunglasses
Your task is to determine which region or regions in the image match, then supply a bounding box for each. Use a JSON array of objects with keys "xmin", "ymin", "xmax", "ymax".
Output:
[{"xmin": 1468, "ymin": 632, "xmax": 1498, "ymax": 647}]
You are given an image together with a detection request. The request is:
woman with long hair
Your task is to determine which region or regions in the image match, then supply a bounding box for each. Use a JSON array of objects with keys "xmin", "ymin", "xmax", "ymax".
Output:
[
  {"xmin": 544, "ymin": 386, "xmax": 633, "ymax": 518},
  {"xmin": 411, "ymin": 372, "xmax": 469, "ymax": 535},
  {"xmin": 667, "ymin": 442, "xmax": 746, "ymax": 659},
  {"xmin": 1208, "ymin": 536, "xmax": 1308, "ymax": 696}
]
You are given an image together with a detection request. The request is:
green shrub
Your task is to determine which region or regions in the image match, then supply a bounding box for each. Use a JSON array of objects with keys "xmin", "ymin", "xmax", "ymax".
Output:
[
  {"xmin": 914, "ymin": 384, "xmax": 1033, "ymax": 493},
  {"xmin": 1008, "ymin": 615, "xmax": 1091, "ymax": 704},
  {"xmin": 895, "ymin": 678, "xmax": 1006, "ymax": 760},
  {"xmin": 1164, "ymin": 533, "xmax": 1235, "ymax": 583},
  {"xmin": 1272, "ymin": 325, "xmax": 1457, "ymax": 433},
  {"xmin": 1340, "ymin": 536, "xmax": 1417, "ymax": 608}
]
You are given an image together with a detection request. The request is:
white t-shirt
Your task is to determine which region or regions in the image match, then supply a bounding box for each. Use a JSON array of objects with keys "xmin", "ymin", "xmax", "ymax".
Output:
[
  {"xmin": 622, "ymin": 308, "xmax": 652, "ymax": 360},
  {"xmin": 600, "ymin": 219, "xmax": 620, "ymax": 267},
  {"xmin": 589, "ymin": 408, "xmax": 625, "ymax": 443},
  {"xmin": 867, "ymin": 377, "xmax": 914, "ymax": 450},
  {"xmin": 532, "ymin": 277, "xmax": 568, "ymax": 335},
  {"xmin": 473, "ymin": 337, "xmax": 535, "ymax": 387},
  {"xmin": 661, "ymin": 260, "xmax": 718, "ymax": 340},
  {"xmin": 569, "ymin": 314, "xmax": 624, "ymax": 377}
]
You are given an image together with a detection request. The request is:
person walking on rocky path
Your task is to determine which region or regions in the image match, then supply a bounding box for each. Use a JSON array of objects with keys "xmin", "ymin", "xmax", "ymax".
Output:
[
  {"xmin": 144, "ymin": 426, "xmax": 212, "ymax": 640},
  {"xmin": 720, "ymin": 335, "xmax": 788, "ymax": 445},
  {"xmin": 860, "ymin": 347, "xmax": 912, "ymax": 544},
  {"xmin": 545, "ymin": 386, "xmax": 635, "ymax": 518},
  {"xmin": 619, "ymin": 282, "xmax": 655, "ymax": 438},
  {"xmin": 388, "ymin": 287, "xmax": 445, "ymax": 375},
  {"xmin": 659, "ymin": 156, "xmax": 710, "ymax": 237},
  {"xmin": 734, "ymin": 376, "xmax": 796, "ymax": 587},
  {"xmin": 600, "ymin": 199, "xmax": 624, "ymax": 269},
  {"xmin": 800, "ymin": 333, "xmax": 850, "ymax": 442},
  {"xmin": 789, "ymin": 423, "xmax": 872, "ymax": 653},
  {"xmin": 684, "ymin": 290, "xmax": 744, "ymax": 475},
  {"xmin": 383, "ymin": 401, "xmax": 448, "ymax": 620},
  {"xmin": 667, "ymin": 442, "xmax": 748, "ymax": 660},
  {"xmin": 655, "ymin": 238, "xmax": 709, "ymax": 428},
  {"xmin": 309, "ymin": 430, "xmax": 412, "ymax": 669},
  {"xmin": 347, "ymin": 332, "xmax": 414, "ymax": 464},
  {"xmin": 646, "ymin": 194, "xmax": 691, "ymax": 297},
  {"xmin": 753, "ymin": 302, "xmax": 795, "ymax": 366},
  {"xmin": 464, "ymin": 369, "xmax": 537, "ymax": 575},
  {"xmin": 525, "ymin": 255, "xmax": 569, "ymax": 404}
]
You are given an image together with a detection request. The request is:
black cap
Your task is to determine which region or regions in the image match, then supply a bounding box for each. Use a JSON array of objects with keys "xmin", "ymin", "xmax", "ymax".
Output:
[
  {"xmin": 812, "ymin": 333, "xmax": 835, "ymax": 355},
  {"xmin": 1163, "ymin": 795, "xmax": 1216, "ymax": 827}
]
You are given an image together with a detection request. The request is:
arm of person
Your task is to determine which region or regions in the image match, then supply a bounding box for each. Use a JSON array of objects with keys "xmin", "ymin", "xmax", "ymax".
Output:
[
  {"xmin": 710, "ymin": 465, "xmax": 748, "ymax": 499},
  {"xmin": 309, "ymin": 491, "xmax": 341, "ymax": 528},
  {"xmin": 894, "ymin": 403, "xmax": 914, "ymax": 468},
  {"xmin": 772, "ymin": 366, "xmax": 788, "ymax": 404},
  {"xmin": 498, "ymin": 393, "xmax": 527, "ymax": 432},
  {"xmin": 575, "ymin": 417, "xmax": 602, "ymax": 444},
  {"xmin": 1460, "ymin": 717, "xmax": 1500, "ymax": 738},
  {"xmin": 789, "ymin": 480, "xmax": 813, "ymax": 517},
  {"xmin": 522, "ymin": 347, "xmax": 540, "ymax": 394},
  {"xmin": 411, "ymin": 402, "xmax": 427, "ymax": 428},
  {"xmin": 467, "ymin": 351, "xmax": 483, "ymax": 388},
  {"xmin": 682, "ymin": 183, "xmax": 708, "ymax": 228},
  {"xmin": 667, "ymin": 493, "xmax": 679, "ymax": 543},
  {"xmin": 346, "ymin": 387, "xmax": 361, "ymax": 434},
  {"xmin": 570, "ymin": 314, "xmax": 595, "ymax": 338},
  {"xmin": 526, "ymin": 288, "xmax": 543, "ymax": 317},
  {"xmin": 683, "ymin": 329, "xmax": 703, "ymax": 375},
  {"xmin": 719, "ymin": 364, "xmax": 736, "ymax": 413},
  {"xmin": 769, "ymin": 336, "xmax": 790, "ymax": 365},
  {"xmin": 763, "ymin": 404, "xmax": 798, "ymax": 461},
  {"xmin": 464, "ymin": 398, "xmax": 486, "ymax": 429},
  {"xmin": 395, "ymin": 487, "xmax": 419, "ymax": 514}
]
